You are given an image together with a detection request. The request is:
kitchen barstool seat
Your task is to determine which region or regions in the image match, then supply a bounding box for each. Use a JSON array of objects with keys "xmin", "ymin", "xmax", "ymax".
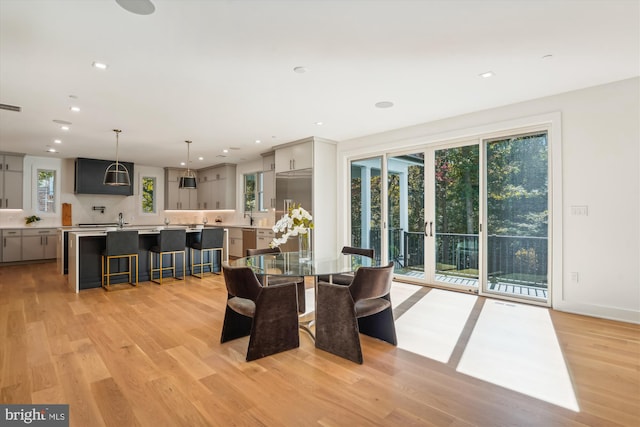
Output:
[
  {"xmin": 190, "ymin": 227, "xmax": 224, "ymax": 278},
  {"xmin": 101, "ymin": 230, "xmax": 139, "ymax": 291},
  {"xmin": 149, "ymin": 229, "xmax": 186, "ymax": 284}
]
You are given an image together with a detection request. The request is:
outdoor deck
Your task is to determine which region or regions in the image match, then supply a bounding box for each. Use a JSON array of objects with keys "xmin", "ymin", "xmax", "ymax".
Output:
[{"xmin": 398, "ymin": 270, "xmax": 548, "ymax": 299}]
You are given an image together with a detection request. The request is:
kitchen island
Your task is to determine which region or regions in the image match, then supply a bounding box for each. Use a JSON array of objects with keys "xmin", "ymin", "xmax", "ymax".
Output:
[{"xmin": 66, "ymin": 226, "xmax": 228, "ymax": 292}]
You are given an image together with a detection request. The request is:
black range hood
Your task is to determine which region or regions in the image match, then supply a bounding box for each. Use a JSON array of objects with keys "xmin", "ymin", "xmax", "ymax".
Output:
[{"xmin": 74, "ymin": 158, "xmax": 134, "ymax": 196}]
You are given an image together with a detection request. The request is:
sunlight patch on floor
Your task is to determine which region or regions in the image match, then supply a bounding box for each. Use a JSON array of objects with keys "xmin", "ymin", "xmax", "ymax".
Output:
[
  {"xmin": 457, "ymin": 300, "xmax": 579, "ymax": 412},
  {"xmin": 390, "ymin": 281, "xmax": 422, "ymax": 309},
  {"xmin": 395, "ymin": 289, "xmax": 477, "ymax": 363}
]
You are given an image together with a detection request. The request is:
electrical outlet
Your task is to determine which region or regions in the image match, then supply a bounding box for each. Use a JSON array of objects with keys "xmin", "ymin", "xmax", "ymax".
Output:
[
  {"xmin": 571, "ymin": 272, "xmax": 579, "ymax": 283},
  {"xmin": 571, "ymin": 205, "xmax": 588, "ymax": 216}
]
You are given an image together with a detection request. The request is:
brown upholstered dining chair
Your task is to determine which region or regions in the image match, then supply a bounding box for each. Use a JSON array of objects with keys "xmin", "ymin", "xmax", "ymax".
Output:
[
  {"xmin": 317, "ymin": 246, "xmax": 375, "ymax": 285},
  {"xmin": 315, "ymin": 262, "xmax": 396, "ymax": 364},
  {"xmin": 246, "ymin": 247, "xmax": 306, "ymax": 313},
  {"xmin": 221, "ymin": 265, "xmax": 299, "ymax": 361}
]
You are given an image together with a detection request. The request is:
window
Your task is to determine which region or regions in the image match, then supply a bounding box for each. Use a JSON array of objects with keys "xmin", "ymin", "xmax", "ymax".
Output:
[
  {"xmin": 142, "ymin": 177, "xmax": 156, "ymax": 213},
  {"xmin": 37, "ymin": 169, "xmax": 56, "ymax": 213},
  {"xmin": 244, "ymin": 172, "xmax": 269, "ymax": 212},
  {"xmin": 243, "ymin": 173, "xmax": 257, "ymax": 212}
]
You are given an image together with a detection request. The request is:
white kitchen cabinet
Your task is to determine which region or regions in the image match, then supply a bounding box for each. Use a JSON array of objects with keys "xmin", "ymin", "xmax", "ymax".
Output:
[
  {"xmin": 262, "ymin": 151, "xmax": 275, "ymax": 172},
  {"xmin": 228, "ymin": 227, "xmax": 243, "ymax": 258},
  {"xmin": 165, "ymin": 168, "xmax": 198, "ymax": 210},
  {"xmin": 211, "ymin": 164, "xmax": 236, "ymax": 210},
  {"xmin": 22, "ymin": 228, "xmax": 57, "ymax": 260},
  {"xmin": 0, "ymin": 153, "xmax": 24, "ymax": 209},
  {"xmin": 197, "ymin": 178, "xmax": 213, "ymax": 210},
  {"xmin": 194, "ymin": 164, "xmax": 236, "ymax": 210},
  {"xmin": 274, "ymin": 140, "xmax": 312, "ymax": 172},
  {"xmin": 262, "ymin": 170, "xmax": 275, "ymax": 210},
  {"xmin": 272, "ymin": 137, "xmax": 337, "ymax": 259},
  {"xmin": 2, "ymin": 229, "xmax": 22, "ymax": 262},
  {"xmin": 256, "ymin": 229, "xmax": 274, "ymax": 250}
]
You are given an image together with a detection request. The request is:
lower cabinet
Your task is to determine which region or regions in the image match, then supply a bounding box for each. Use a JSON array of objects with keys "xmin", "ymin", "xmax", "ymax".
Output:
[
  {"xmin": 228, "ymin": 227, "xmax": 243, "ymax": 258},
  {"xmin": 2, "ymin": 229, "xmax": 21, "ymax": 262},
  {"xmin": 22, "ymin": 229, "xmax": 57, "ymax": 260},
  {"xmin": 256, "ymin": 229, "xmax": 274, "ymax": 249},
  {"xmin": 1, "ymin": 228, "xmax": 57, "ymax": 263}
]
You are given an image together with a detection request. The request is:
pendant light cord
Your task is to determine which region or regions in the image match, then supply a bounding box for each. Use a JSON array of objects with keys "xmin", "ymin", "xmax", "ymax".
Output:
[{"xmin": 114, "ymin": 129, "xmax": 122, "ymax": 166}]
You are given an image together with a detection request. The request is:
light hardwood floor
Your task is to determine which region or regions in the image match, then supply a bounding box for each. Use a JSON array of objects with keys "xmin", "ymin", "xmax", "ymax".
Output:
[{"xmin": 1, "ymin": 262, "xmax": 638, "ymax": 426}]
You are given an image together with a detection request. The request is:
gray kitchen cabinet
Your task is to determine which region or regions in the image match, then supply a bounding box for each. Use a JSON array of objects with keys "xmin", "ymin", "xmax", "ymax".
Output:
[
  {"xmin": 0, "ymin": 153, "xmax": 24, "ymax": 209},
  {"xmin": 22, "ymin": 228, "xmax": 57, "ymax": 260},
  {"xmin": 2, "ymin": 229, "xmax": 22, "ymax": 262},
  {"xmin": 228, "ymin": 227, "xmax": 243, "ymax": 258},
  {"xmin": 262, "ymin": 169, "xmax": 275, "ymax": 209},
  {"xmin": 274, "ymin": 140, "xmax": 312, "ymax": 173},
  {"xmin": 198, "ymin": 164, "xmax": 236, "ymax": 210},
  {"xmin": 262, "ymin": 151, "xmax": 275, "ymax": 172},
  {"xmin": 256, "ymin": 228, "xmax": 274, "ymax": 250},
  {"xmin": 165, "ymin": 168, "xmax": 198, "ymax": 210}
]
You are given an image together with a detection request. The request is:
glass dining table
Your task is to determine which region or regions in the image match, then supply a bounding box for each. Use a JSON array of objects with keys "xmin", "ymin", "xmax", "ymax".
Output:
[{"xmin": 230, "ymin": 251, "xmax": 377, "ymax": 338}]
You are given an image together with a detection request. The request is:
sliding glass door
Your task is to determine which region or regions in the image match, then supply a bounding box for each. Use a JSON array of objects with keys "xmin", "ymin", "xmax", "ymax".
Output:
[
  {"xmin": 484, "ymin": 132, "xmax": 549, "ymax": 301},
  {"xmin": 350, "ymin": 157, "xmax": 383, "ymax": 262},
  {"xmin": 386, "ymin": 153, "xmax": 425, "ymax": 279},
  {"xmin": 348, "ymin": 129, "xmax": 549, "ymax": 304},
  {"xmin": 431, "ymin": 144, "xmax": 480, "ymax": 290}
]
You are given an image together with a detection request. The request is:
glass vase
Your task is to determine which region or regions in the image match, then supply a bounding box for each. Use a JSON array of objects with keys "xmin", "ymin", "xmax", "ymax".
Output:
[{"xmin": 298, "ymin": 232, "xmax": 311, "ymax": 261}]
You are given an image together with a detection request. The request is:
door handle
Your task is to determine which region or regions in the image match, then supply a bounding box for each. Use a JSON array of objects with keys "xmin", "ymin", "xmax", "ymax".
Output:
[
  {"xmin": 424, "ymin": 221, "xmax": 428, "ymax": 235},
  {"xmin": 430, "ymin": 221, "xmax": 433, "ymax": 237}
]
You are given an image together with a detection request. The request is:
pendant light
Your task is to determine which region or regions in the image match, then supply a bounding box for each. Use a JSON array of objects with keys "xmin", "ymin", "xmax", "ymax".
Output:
[
  {"xmin": 179, "ymin": 140, "xmax": 197, "ymax": 189},
  {"xmin": 103, "ymin": 129, "xmax": 131, "ymax": 186}
]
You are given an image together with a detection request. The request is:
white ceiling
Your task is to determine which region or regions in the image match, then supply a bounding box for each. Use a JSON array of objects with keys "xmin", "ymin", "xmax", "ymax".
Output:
[{"xmin": 1, "ymin": 0, "xmax": 638, "ymax": 169}]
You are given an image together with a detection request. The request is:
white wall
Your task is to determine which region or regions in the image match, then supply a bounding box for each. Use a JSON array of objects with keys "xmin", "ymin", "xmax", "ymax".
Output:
[{"xmin": 336, "ymin": 77, "xmax": 639, "ymax": 324}]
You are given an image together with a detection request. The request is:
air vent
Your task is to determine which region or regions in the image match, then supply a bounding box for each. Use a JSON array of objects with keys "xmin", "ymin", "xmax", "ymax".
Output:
[{"xmin": 0, "ymin": 103, "xmax": 21, "ymax": 112}]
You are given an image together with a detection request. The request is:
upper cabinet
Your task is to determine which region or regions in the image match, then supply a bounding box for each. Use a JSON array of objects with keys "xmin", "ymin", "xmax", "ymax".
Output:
[
  {"xmin": 165, "ymin": 168, "xmax": 198, "ymax": 210},
  {"xmin": 0, "ymin": 153, "xmax": 24, "ymax": 209},
  {"xmin": 195, "ymin": 164, "xmax": 237, "ymax": 210},
  {"xmin": 274, "ymin": 140, "xmax": 312, "ymax": 172},
  {"xmin": 262, "ymin": 151, "xmax": 275, "ymax": 172}
]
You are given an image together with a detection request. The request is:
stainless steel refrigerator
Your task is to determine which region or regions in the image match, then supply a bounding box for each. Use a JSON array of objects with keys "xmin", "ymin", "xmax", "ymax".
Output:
[{"xmin": 275, "ymin": 168, "xmax": 312, "ymax": 252}]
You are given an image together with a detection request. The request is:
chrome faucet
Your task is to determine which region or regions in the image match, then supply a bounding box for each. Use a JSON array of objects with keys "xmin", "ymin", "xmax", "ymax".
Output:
[{"xmin": 118, "ymin": 212, "xmax": 125, "ymax": 229}]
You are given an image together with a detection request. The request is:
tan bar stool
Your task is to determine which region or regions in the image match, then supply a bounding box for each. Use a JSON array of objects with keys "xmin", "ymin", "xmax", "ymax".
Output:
[
  {"xmin": 101, "ymin": 230, "xmax": 139, "ymax": 291},
  {"xmin": 190, "ymin": 227, "xmax": 224, "ymax": 278},
  {"xmin": 149, "ymin": 229, "xmax": 186, "ymax": 284}
]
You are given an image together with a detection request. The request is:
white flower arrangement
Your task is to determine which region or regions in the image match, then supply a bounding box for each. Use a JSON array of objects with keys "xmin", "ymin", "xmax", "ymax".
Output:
[{"xmin": 270, "ymin": 204, "xmax": 314, "ymax": 248}]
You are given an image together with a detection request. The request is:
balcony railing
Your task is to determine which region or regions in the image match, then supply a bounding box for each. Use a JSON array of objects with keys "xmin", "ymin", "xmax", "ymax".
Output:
[{"xmin": 353, "ymin": 228, "xmax": 547, "ymax": 288}]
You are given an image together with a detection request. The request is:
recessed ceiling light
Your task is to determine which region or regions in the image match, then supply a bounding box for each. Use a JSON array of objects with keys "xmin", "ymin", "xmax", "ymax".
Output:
[
  {"xmin": 293, "ymin": 66, "xmax": 307, "ymax": 74},
  {"xmin": 315, "ymin": 121, "xmax": 323, "ymax": 126},
  {"xmin": 198, "ymin": 156, "xmax": 204, "ymax": 161},
  {"xmin": 479, "ymin": 71, "xmax": 494, "ymax": 78},
  {"xmin": 92, "ymin": 61, "xmax": 108, "ymax": 70},
  {"xmin": 60, "ymin": 126, "xmax": 70, "ymax": 131},
  {"xmin": 255, "ymin": 139, "xmax": 261, "ymax": 144},
  {"xmin": 375, "ymin": 101, "xmax": 394, "ymax": 109},
  {"xmin": 223, "ymin": 149, "xmax": 229, "ymax": 153},
  {"xmin": 54, "ymin": 139, "xmax": 61, "ymax": 144},
  {"xmin": 47, "ymin": 148, "xmax": 57, "ymax": 153},
  {"xmin": 180, "ymin": 162, "xmax": 186, "ymax": 166},
  {"xmin": 70, "ymin": 106, "xmax": 80, "ymax": 112}
]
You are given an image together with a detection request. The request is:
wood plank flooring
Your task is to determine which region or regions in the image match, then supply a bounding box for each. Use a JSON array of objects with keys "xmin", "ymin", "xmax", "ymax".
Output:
[{"xmin": 1, "ymin": 262, "xmax": 638, "ymax": 426}]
